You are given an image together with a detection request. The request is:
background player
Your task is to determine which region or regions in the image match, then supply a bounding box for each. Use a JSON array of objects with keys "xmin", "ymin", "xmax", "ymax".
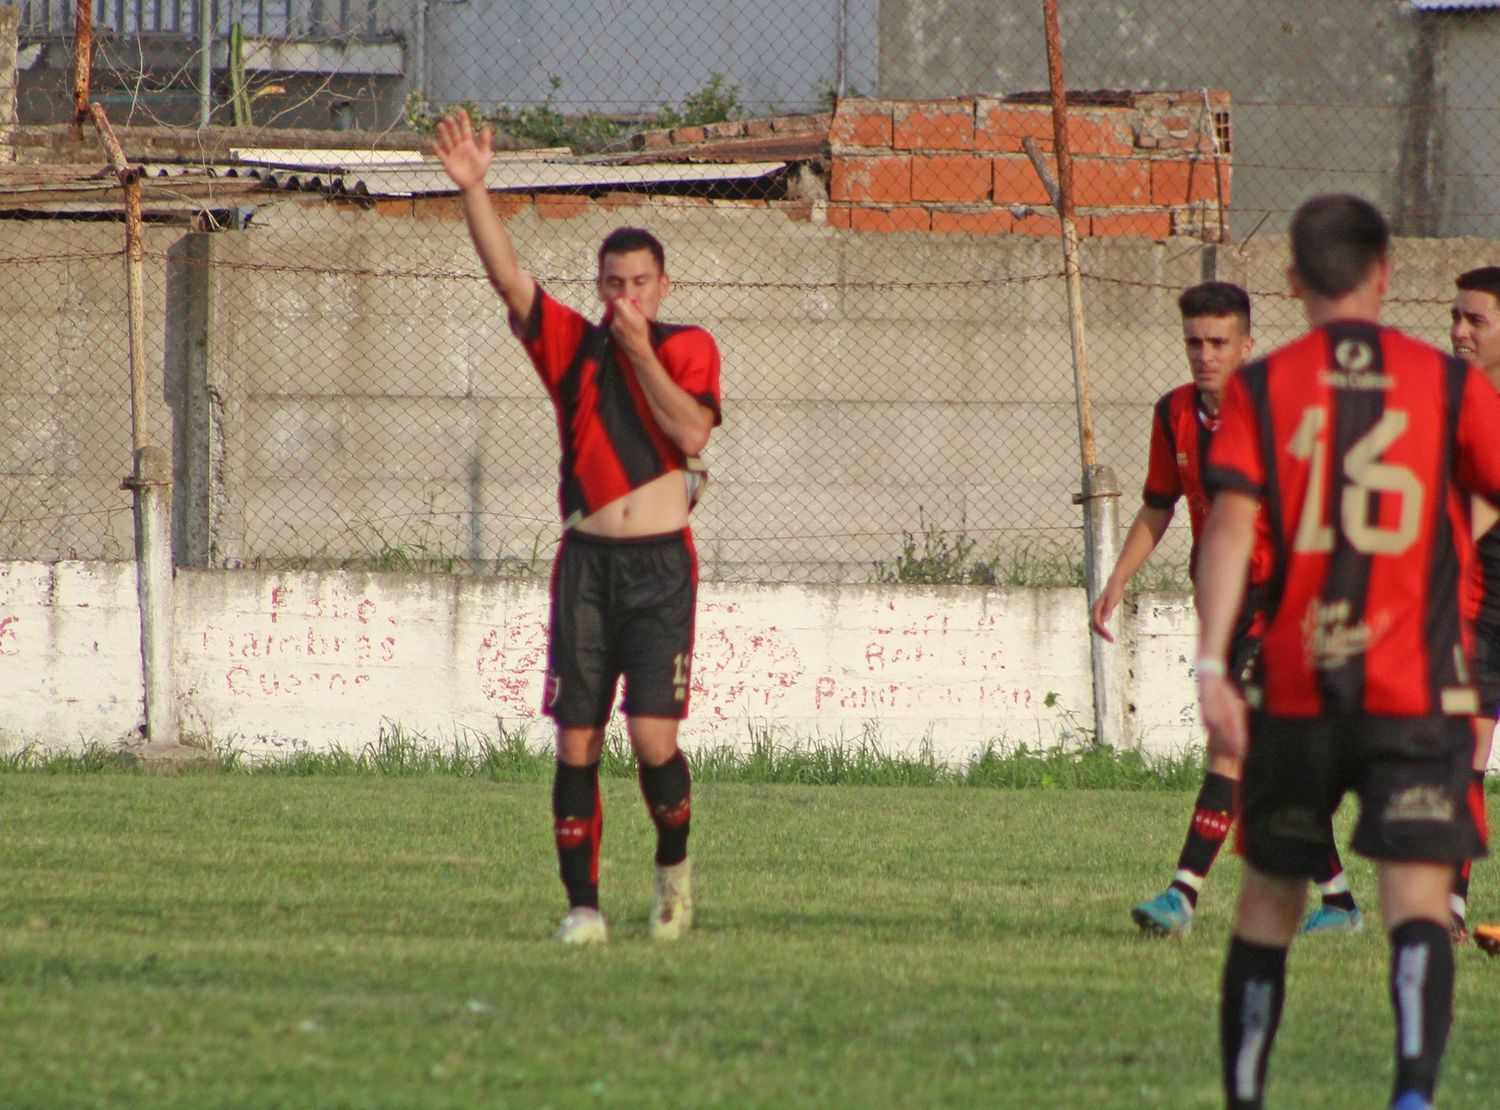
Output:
[
  {"xmin": 1452, "ymin": 266, "xmax": 1500, "ymax": 949},
  {"xmin": 1090, "ymin": 282, "xmax": 1362, "ymax": 937},
  {"xmin": 1197, "ymin": 195, "xmax": 1500, "ymax": 1110},
  {"xmin": 433, "ymin": 109, "xmax": 722, "ymax": 945}
]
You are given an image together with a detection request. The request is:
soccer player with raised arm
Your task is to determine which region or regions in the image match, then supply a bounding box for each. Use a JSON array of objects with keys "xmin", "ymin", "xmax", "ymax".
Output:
[
  {"xmin": 1091, "ymin": 282, "xmax": 1362, "ymax": 937},
  {"xmin": 1451, "ymin": 266, "xmax": 1500, "ymax": 953},
  {"xmin": 433, "ymin": 110, "xmax": 722, "ymax": 945},
  {"xmin": 1197, "ymin": 195, "xmax": 1500, "ymax": 1110}
]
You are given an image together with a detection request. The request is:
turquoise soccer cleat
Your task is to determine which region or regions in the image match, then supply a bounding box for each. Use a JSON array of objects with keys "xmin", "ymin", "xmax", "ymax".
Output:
[
  {"xmin": 1131, "ymin": 888, "xmax": 1194, "ymax": 937},
  {"xmin": 1300, "ymin": 904, "xmax": 1364, "ymax": 935}
]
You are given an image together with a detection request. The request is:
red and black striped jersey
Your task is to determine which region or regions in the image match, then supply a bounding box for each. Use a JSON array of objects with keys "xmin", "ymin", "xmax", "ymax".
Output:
[
  {"xmin": 1142, "ymin": 382, "xmax": 1273, "ymax": 588},
  {"xmin": 1206, "ymin": 320, "xmax": 1500, "ymax": 718},
  {"xmin": 1467, "ymin": 373, "xmax": 1500, "ymax": 627},
  {"xmin": 513, "ymin": 286, "xmax": 722, "ymax": 525}
]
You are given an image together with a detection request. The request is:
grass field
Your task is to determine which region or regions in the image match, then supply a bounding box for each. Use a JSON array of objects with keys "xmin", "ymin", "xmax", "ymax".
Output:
[{"xmin": 0, "ymin": 753, "xmax": 1494, "ymax": 1108}]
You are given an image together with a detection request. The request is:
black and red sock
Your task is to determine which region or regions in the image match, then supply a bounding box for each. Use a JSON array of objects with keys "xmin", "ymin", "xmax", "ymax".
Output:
[
  {"xmin": 638, "ymin": 750, "xmax": 692, "ymax": 867},
  {"xmin": 553, "ymin": 760, "xmax": 602, "ymax": 909},
  {"xmin": 1171, "ymin": 771, "xmax": 1236, "ymax": 907}
]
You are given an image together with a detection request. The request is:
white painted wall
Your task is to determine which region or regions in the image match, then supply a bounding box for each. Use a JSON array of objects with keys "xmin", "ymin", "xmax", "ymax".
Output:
[{"xmin": 0, "ymin": 560, "xmax": 1208, "ymax": 762}]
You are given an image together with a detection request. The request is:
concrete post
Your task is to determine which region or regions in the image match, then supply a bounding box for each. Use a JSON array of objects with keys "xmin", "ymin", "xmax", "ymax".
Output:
[
  {"xmin": 129, "ymin": 445, "xmax": 179, "ymax": 746},
  {"xmin": 1079, "ymin": 464, "xmax": 1124, "ymax": 749},
  {"xmin": 0, "ymin": 6, "xmax": 18, "ymax": 163}
]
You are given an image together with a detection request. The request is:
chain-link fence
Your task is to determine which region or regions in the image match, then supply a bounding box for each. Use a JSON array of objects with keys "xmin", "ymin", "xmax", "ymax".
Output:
[{"xmin": 5, "ymin": 0, "xmax": 1500, "ymax": 583}]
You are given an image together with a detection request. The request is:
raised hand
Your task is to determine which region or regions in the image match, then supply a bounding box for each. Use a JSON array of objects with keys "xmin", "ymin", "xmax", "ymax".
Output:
[{"xmin": 432, "ymin": 109, "xmax": 494, "ymax": 192}]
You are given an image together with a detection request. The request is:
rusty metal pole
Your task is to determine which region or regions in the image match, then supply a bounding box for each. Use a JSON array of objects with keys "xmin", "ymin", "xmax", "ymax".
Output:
[
  {"xmin": 69, "ymin": 0, "xmax": 93, "ymax": 140},
  {"xmin": 91, "ymin": 104, "xmax": 181, "ymax": 750},
  {"xmin": 1039, "ymin": 0, "xmax": 1123, "ymax": 749}
]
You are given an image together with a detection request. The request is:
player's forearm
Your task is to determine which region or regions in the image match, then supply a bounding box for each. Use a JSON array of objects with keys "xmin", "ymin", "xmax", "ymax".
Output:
[
  {"xmin": 460, "ymin": 184, "xmax": 535, "ymax": 316},
  {"xmin": 1103, "ymin": 506, "xmax": 1173, "ymax": 593},
  {"xmin": 629, "ymin": 348, "xmax": 715, "ymax": 454},
  {"xmin": 1194, "ymin": 492, "xmax": 1256, "ymax": 662}
]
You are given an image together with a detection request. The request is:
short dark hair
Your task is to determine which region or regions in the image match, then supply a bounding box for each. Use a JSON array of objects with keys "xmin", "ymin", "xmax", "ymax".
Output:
[
  {"xmin": 1289, "ymin": 194, "xmax": 1389, "ymax": 298},
  {"xmin": 1456, "ymin": 266, "xmax": 1500, "ymax": 303},
  {"xmin": 598, "ymin": 226, "xmax": 666, "ymax": 273},
  {"xmin": 1178, "ymin": 281, "xmax": 1251, "ymax": 331}
]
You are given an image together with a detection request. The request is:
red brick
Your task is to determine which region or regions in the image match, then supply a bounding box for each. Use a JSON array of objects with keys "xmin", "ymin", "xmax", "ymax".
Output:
[
  {"xmin": 1009, "ymin": 210, "xmax": 1069, "ymax": 238},
  {"xmin": 930, "ymin": 208, "xmax": 1014, "ymax": 236},
  {"xmin": 830, "ymin": 154, "xmax": 912, "ymax": 203},
  {"xmin": 893, "ymin": 100, "xmax": 975, "ymax": 151},
  {"xmin": 597, "ymin": 191, "xmax": 644, "ymax": 210},
  {"xmin": 975, "ymin": 104, "xmax": 1054, "ymax": 153},
  {"xmin": 744, "ymin": 118, "xmax": 775, "ymax": 138},
  {"xmin": 374, "ymin": 198, "xmax": 416, "ymax": 219},
  {"xmin": 416, "ymin": 195, "xmax": 463, "ymax": 220},
  {"xmin": 535, "ymin": 194, "xmax": 590, "ymax": 220},
  {"xmin": 992, "ymin": 156, "xmax": 1053, "ymax": 206},
  {"xmin": 670, "ymin": 125, "xmax": 707, "ymax": 144},
  {"xmin": 1071, "ymin": 159, "xmax": 1150, "ymax": 206},
  {"xmin": 849, "ymin": 205, "xmax": 932, "ymax": 233},
  {"xmin": 830, "ymin": 101, "xmax": 894, "ymax": 149},
  {"xmin": 491, "ymin": 193, "xmax": 530, "ymax": 218},
  {"xmin": 1065, "ymin": 112, "xmax": 1135, "ymax": 156},
  {"xmin": 911, "ymin": 154, "xmax": 991, "ymax": 203},
  {"xmin": 1089, "ymin": 212, "xmax": 1172, "ymax": 240},
  {"xmin": 636, "ymin": 130, "xmax": 671, "ymax": 150},
  {"xmin": 1150, "ymin": 158, "xmax": 1223, "ymax": 205},
  {"xmin": 826, "ymin": 204, "xmax": 853, "ymax": 229}
]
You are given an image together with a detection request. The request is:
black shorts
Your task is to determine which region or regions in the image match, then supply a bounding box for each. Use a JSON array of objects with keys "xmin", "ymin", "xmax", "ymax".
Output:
[
  {"xmin": 544, "ymin": 528, "xmax": 698, "ymax": 727},
  {"xmin": 1238, "ymin": 713, "xmax": 1488, "ymax": 877},
  {"xmin": 1472, "ymin": 619, "xmax": 1500, "ymax": 719}
]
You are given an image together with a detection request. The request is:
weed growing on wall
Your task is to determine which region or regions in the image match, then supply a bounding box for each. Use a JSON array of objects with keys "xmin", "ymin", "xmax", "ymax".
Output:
[{"xmin": 873, "ymin": 518, "xmax": 1086, "ymax": 587}]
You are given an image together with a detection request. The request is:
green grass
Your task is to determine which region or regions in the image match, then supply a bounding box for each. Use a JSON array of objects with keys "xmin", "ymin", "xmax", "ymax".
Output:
[{"xmin": 0, "ymin": 772, "xmax": 1494, "ymax": 1108}]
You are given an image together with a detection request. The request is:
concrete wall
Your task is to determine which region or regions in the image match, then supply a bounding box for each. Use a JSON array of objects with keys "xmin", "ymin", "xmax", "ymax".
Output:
[
  {"xmin": 5, "ymin": 201, "xmax": 1493, "ymax": 579},
  {"xmin": 0, "ymin": 559, "xmax": 1202, "ymax": 760}
]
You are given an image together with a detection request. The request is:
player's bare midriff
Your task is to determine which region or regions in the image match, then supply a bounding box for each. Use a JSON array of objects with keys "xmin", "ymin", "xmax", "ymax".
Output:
[{"xmin": 574, "ymin": 470, "xmax": 691, "ymax": 538}]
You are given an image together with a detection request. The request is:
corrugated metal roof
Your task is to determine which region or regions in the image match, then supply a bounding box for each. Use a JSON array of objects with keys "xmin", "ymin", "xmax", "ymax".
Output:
[{"xmin": 138, "ymin": 157, "xmax": 790, "ymax": 198}]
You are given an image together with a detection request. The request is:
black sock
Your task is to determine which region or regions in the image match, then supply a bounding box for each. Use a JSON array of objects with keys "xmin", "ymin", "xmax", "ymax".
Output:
[
  {"xmin": 1389, "ymin": 919, "xmax": 1454, "ymax": 1103},
  {"xmin": 1455, "ymin": 770, "xmax": 1486, "ymax": 911},
  {"xmin": 1170, "ymin": 771, "xmax": 1236, "ymax": 908},
  {"xmin": 552, "ymin": 761, "xmax": 602, "ymax": 909},
  {"xmin": 1314, "ymin": 850, "xmax": 1358, "ymax": 912},
  {"xmin": 1220, "ymin": 936, "xmax": 1287, "ymax": 1110},
  {"xmin": 638, "ymin": 750, "xmax": 692, "ymax": 867}
]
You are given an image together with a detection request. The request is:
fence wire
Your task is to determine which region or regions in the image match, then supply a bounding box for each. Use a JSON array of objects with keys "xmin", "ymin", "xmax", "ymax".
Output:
[{"xmin": 5, "ymin": 1, "xmax": 1500, "ymax": 583}]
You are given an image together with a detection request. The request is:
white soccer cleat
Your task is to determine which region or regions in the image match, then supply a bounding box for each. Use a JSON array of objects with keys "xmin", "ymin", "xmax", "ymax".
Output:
[
  {"xmin": 554, "ymin": 906, "xmax": 608, "ymax": 945},
  {"xmin": 649, "ymin": 859, "xmax": 694, "ymax": 941}
]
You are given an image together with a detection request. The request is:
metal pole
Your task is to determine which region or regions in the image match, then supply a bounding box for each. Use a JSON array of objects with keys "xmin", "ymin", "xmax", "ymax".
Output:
[
  {"xmin": 91, "ymin": 104, "xmax": 181, "ymax": 749},
  {"xmin": 835, "ymin": 0, "xmax": 849, "ymax": 100},
  {"xmin": 199, "ymin": 0, "xmax": 213, "ymax": 128},
  {"xmin": 1037, "ymin": 0, "xmax": 1123, "ymax": 748},
  {"xmin": 70, "ymin": 0, "xmax": 93, "ymax": 140}
]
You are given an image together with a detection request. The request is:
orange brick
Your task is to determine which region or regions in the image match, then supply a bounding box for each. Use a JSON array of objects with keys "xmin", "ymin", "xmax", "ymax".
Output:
[
  {"xmin": 374, "ymin": 197, "xmax": 415, "ymax": 218},
  {"xmin": 975, "ymin": 103, "xmax": 1054, "ymax": 153},
  {"xmin": 1009, "ymin": 210, "xmax": 1069, "ymax": 238},
  {"xmin": 930, "ymin": 208, "xmax": 1014, "ymax": 236},
  {"xmin": 992, "ymin": 156, "xmax": 1053, "ymax": 206},
  {"xmin": 849, "ymin": 205, "xmax": 932, "ymax": 233},
  {"xmin": 535, "ymin": 194, "xmax": 590, "ymax": 219},
  {"xmin": 1089, "ymin": 212, "xmax": 1172, "ymax": 240},
  {"xmin": 1065, "ymin": 112, "xmax": 1135, "ymax": 156},
  {"xmin": 597, "ymin": 191, "xmax": 644, "ymax": 210},
  {"xmin": 1150, "ymin": 158, "xmax": 1223, "ymax": 204},
  {"xmin": 491, "ymin": 192, "xmax": 530, "ymax": 218},
  {"xmin": 830, "ymin": 101, "xmax": 894, "ymax": 149},
  {"xmin": 670, "ymin": 125, "xmax": 707, "ymax": 144},
  {"xmin": 830, "ymin": 154, "xmax": 912, "ymax": 203},
  {"xmin": 416, "ymin": 195, "xmax": 463, "ymax": 220},
  {"xmin": 1071, "ymin": 159, "xmax": 1150, "ymax": 206},
  {"xmin": 779, "ymin": 200, "xmax": 815, "ymax": 223},
  {"xmin": 893, "ymin": 100, "xmax": 975, "ymax": 151},
  {"xmin": 911, "ymin": 154, "xmax": 991, "ymax": 203},
  {"xmin": 744, "ymin": 118, "xmax": 775, "ymax": 137},
  {"xmin": 826, "ymin": 204, "xmax": 853, "ymax": 229}
]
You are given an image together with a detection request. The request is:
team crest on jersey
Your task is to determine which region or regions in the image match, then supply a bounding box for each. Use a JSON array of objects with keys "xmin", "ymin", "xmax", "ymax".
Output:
[
  {"xmin": 1324, "ymin": 338, "xmax": 1391, "ymax": 389},
  {"xmin": 1300, "ymin": 598, "xmax": 1388, "ymax": 670}
]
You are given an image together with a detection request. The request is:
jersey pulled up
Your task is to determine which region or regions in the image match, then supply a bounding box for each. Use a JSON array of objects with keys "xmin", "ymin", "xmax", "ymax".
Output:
[
  {"xmin": 1206, "ymin": 320, "xmax": 1500, "ymax": 718},
  {"xmin": 512, "ymin": 286, "xmax": 722, "ymax": 525}
]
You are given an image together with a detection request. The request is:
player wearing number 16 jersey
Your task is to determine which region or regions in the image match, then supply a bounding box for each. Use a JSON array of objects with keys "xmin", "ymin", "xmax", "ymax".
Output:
[{"xmin": 1196, "ymin": 195, "xmax": 1500, "ymax": 1110}]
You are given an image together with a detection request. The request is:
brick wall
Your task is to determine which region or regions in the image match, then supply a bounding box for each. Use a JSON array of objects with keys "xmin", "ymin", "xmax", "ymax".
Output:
[{"xmin": 828, "ymin": 91, "xmax": 1230, "ymax": 240}]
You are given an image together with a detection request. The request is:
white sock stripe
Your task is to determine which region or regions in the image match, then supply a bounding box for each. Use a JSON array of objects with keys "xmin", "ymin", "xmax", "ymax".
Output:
[
  {"xmin": 1173, "ymin": 869, "xmax": 1205, "ymax": 892},
  {"xmin": 1234, "ymin": 979, "xmax": 1274, "ymax": 1101},
  {"xmin": 1316, "ymin": 872, "xmax": 1349, "ymax": 896},
  {"xmin": 1395, "ymin": 943, "xmax": 1430, "ymax": 1059}
]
